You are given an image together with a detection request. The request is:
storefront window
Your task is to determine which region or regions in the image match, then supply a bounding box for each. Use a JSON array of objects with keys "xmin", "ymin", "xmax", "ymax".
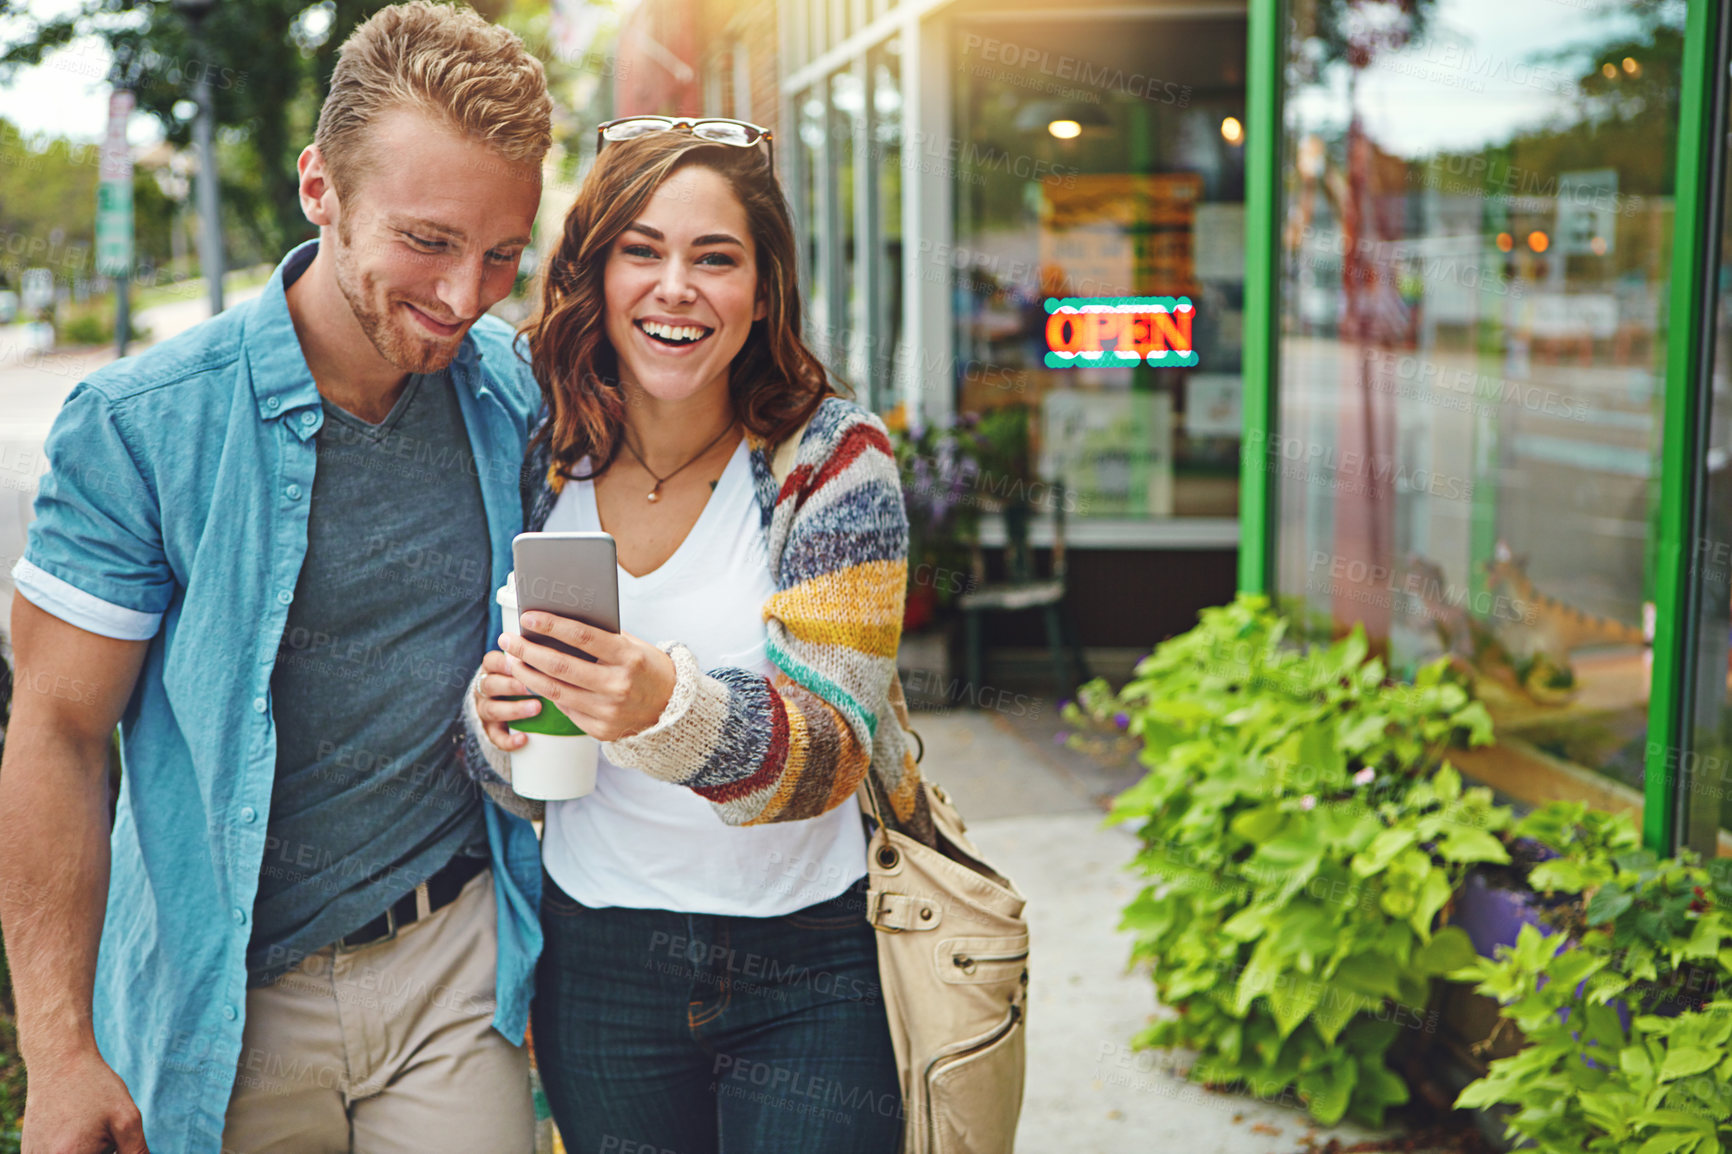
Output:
[
  {"xmin": 1272, "ymin": 0, "xmax": 1687, "ymax": 821},
  {"xmin": 951, "ymin": 14, "xmax": 1246, "ymax": 522},
  {"xmin": 799, "ymin": 84, "xmax": 829, "ymax": 354},
  {"xmin": 873, "ymin": 38, "xmax": 905, "ymax": 410},
  {"xmin": 832, "ymin": 67, "xmax": 864, "ymax": 384},
  {"xmin": 1683, "ymin": 44, "xmax": 1732, "ymax": 858}
]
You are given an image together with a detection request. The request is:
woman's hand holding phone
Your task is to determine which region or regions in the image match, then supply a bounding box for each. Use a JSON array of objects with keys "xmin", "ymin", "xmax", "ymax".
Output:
[{"xmin": 475, "ymin": 611, "xmax": 677, "ymax": 748}]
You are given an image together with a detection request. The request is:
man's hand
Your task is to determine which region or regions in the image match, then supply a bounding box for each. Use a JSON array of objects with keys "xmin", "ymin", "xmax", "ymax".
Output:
[
  {"xmin": 22, "ymin": 1045, "xmax": 148, "ymax": 1154},
  {"xmin": 473, "ymin": 648, "xmax": 539, "ymax": 752}
]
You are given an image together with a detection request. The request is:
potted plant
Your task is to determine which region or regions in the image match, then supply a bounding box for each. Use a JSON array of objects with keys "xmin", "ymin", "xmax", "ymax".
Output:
[
  {"xmin": 1064, "ymin": 593, "xmax": 1732, "ymax": 1147},
  {"xmin": 1447, "ymin": 802, "xmax": 1732, "ymax": 1153},
  {"xmin": 1064, "ymin": 594, "xmax": 1508, "ymax": 1127}
]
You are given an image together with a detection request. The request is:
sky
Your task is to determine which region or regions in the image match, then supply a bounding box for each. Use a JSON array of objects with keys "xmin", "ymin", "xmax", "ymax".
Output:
[
  {"xmin": 0, "ymin": 0, "xmax": 163, "ymax": 146},
  {"xmin": 1289, "ymin": 0, "xmax": 1677, "ymax": 158}
]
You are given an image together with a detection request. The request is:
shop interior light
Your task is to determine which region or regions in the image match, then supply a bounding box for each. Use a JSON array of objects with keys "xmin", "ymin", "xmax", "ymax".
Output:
[
  {"xmin": 1622, "ymin": 56, "xmax": 1640, "ymax": 76},
  {"xmin": 1528, "ymin": 230, "xmax": 1550, "ymax": 253},
  {"xmin": 1590, "ymin": 236, "xmax": 1608, "ymax": 255},
  {"xmin": 1220, "ymin": 116, "xmax": 1244, "ymax": 145},
  {"xmin": 1601, "ymin": 62, "xmax": 1618, "ymax": 79},
  {"xmin": 1016, "ymin": 99, "xmax": 1110, "ymax": 137},
  {"xmin": 1496, "ymin": 232, "xmax": 1514, "ymax": 252}
]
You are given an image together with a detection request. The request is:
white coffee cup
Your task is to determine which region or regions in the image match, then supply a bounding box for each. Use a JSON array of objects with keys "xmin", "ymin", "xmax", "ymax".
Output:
[{"xmin": 497, "ymin": 576, "xmax": 599, "ymax": 800}]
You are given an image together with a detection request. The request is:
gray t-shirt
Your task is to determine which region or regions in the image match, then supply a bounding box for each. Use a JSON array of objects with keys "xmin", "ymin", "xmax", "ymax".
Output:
[{"xmin": 247, "ymin": 369, "xmax": 491, "ymax": 986}]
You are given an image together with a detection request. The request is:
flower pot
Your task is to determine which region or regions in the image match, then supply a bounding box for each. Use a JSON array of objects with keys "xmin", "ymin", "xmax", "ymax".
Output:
[
  {"xmin": 1436, "ymin": 862, "xmax": 1565, "ymax": 1076},
  {"xmin": 1453, "ymin": 867, "xmax": 1557, "ymax": 960}
]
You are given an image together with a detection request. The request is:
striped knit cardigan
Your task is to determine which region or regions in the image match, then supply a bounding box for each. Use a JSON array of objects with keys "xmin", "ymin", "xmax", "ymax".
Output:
[{"xmin": 459, "ymin": 394, "xmax": 935, "ymax": 847}]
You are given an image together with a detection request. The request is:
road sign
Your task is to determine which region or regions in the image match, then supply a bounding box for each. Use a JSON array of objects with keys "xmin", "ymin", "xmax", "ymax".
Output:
[{"xmin": 95, "ymin": 89, "xmax": 134, "ymax": 277}]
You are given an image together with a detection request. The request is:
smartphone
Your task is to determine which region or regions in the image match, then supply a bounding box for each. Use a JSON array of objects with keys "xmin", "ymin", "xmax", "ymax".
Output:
[{"xmin": 511, "ymin": 531, "xmax": 621, "ymax": 664}]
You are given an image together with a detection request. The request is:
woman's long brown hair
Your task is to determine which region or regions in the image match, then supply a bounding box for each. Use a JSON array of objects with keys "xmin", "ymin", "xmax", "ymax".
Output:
[{"xmin": 524, "ymin": 132, "xmax": 834, "ymax": 483}]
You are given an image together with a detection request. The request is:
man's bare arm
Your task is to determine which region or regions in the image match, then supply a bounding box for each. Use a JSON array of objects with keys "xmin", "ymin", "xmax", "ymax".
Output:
[{"xmin": 0, "ymin": 594, "xmax": 151, "ymax": 1154}]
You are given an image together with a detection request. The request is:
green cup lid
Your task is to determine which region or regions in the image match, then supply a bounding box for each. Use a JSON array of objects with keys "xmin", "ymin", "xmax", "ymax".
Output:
[{"xmin": 505, "ymin": 695, "xmax": 584, "ymax": 737}]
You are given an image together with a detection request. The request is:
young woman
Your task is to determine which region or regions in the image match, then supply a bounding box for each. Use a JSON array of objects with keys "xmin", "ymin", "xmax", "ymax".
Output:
[{"xmin": 462, "ymin": 119, "xmax": 934, "ymax": 1153}]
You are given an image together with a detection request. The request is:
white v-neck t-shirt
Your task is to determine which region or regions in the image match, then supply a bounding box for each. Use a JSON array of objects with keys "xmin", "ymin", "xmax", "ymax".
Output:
[{"xmin": 538, "ymin": 438, "xmax": 868, "ymax": 915}]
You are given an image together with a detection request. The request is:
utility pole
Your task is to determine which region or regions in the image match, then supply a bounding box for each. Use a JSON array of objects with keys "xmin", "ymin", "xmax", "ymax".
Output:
[
  {"xmin": 97, "ymin": 65, "xmax": 135, "ymax": 357},
  {"xmin": 173, "ymin": 0, "xmax": 224, "ymax": 315}
]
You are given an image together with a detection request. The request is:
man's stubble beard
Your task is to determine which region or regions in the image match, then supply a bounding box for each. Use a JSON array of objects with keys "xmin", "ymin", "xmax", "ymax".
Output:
[{"xmin": 332, "ymin": 211, "xmax": 466, "ymax": 376}]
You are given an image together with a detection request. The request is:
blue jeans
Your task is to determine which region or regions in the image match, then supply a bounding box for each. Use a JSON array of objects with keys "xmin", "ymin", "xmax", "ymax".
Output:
[{"xmin": 533, "ymin": 870, "xmax": 903, "ymax": 1154}]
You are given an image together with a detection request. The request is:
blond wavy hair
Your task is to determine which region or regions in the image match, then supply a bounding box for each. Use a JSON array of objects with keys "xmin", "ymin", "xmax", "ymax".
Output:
[{"xmin": 314, "ymin": 1, "xmax": 552, "ymax": 197}]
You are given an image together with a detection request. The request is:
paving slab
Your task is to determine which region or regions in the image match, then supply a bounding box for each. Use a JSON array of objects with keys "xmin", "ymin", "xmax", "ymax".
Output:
[
  {"xmin": 909, "ymin": 710, "xmax": 1094, "ymax": 821},
  {"xmin": 919, "ymin": 708, "xmax": 1409, "ymax": 1153},
  {"xmin": 970, "ymin": 813, "xmax": 1394, "ymax": 1154}
]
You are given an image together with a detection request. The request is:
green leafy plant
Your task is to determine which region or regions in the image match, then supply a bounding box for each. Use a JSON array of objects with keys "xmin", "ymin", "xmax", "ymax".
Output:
[
  {"xmin": 1066, "ymin": 594, "xmax": 1505, "ymax": 1126},
  {"xmin": 1452, "ymin": 802, "xmax": 1732, "ymax": 1153}
]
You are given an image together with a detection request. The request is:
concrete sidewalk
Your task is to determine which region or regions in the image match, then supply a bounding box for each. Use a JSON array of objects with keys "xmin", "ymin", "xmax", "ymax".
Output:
[{"xmin": 913, "ymin": 705, "xmax": 1400, "ymax": 1154}]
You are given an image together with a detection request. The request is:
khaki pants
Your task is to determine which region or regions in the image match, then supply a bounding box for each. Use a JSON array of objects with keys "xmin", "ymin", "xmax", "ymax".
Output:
[{"xmin": 221, "ymin": 866, "xmax": 533, "ymax": 1154}]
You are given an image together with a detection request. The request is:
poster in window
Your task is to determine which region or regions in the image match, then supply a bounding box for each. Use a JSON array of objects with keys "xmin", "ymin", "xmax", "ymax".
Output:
[{"xmin": 1039, "ymin": 389, "xmax": 1174, "ymax": 516}]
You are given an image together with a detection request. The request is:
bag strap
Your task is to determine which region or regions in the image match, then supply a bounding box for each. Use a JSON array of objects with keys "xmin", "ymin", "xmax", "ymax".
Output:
[{"xmin": 770, "ymin": 413, "xmax": 812, "ymax": 488}]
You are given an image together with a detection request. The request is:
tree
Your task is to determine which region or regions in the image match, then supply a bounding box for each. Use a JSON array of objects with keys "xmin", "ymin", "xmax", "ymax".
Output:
[
  {"xmin": 0, "ymin": 0, "xmax": 407, "ymax": 260},
  {"xmin": 0, "ymin": 118, "xmax": 99, "ymax": 288},
  {"xmin": 0, "ymin": 1, "xmax": 601, "ymax": 267}
]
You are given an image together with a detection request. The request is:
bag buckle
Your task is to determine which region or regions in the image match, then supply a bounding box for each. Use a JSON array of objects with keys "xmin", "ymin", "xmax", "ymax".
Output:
[
  {"xmin": 868, "ymin": 889, "xmax": 896, "ymax": 932},
  {"xmin": 868, "ymin": 890, "xmax": 940, "ymax": 932}
]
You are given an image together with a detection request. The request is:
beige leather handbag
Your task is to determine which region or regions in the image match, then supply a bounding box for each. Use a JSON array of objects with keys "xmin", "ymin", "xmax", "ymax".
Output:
[
  {"xmin": 774, "ymin": 415, "xmax": 1030, "ymax": 1153},
  {"xmin": 859, "ymin": 709, "xmax": 1030, "ymax": 1154}
]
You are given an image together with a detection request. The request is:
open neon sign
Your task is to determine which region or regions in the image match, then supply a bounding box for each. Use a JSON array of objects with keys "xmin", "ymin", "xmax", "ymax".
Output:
[{"xmin": 1043, "ymin": 296, "xmax": 1197, "ymax": 367}]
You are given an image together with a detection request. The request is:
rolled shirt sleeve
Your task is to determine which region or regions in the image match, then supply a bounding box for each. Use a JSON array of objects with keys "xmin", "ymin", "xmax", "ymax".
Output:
[{"xmin": 13, "ymin": 385, "xmax": 175, "ymax": 640}]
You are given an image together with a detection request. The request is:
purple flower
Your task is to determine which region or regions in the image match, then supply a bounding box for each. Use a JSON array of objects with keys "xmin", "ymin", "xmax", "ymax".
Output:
[
  {"xmin": 1054, "ymin": 731, "xmax": 1072, "ymax": 745},
  {"xmin": 1113, "ymin": 711, "xmax": 1131, "ymax": 731}
]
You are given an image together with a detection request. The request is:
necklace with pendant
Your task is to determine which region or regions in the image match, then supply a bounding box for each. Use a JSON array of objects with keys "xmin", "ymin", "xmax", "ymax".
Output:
[{"xmin": 622, "ymin": 419, "xmax": 737, "ymax": 503}]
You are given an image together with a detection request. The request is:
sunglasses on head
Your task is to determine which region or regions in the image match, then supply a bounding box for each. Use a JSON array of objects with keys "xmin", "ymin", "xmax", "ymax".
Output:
[{"xmin": 596, "ymin": 116, "xmax": 775, "ymax": 168}]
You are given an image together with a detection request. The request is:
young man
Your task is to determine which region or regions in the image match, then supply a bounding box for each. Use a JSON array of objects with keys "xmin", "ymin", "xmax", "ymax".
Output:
[{"xmin": 0, "ymin": 5, "xmax": 552, "ymax": 1151}]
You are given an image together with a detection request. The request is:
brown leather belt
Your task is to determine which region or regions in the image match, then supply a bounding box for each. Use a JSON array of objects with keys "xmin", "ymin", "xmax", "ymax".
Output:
[{"xmin": 332, "ymin": 853, "xmax": 489, "ymax": 951}]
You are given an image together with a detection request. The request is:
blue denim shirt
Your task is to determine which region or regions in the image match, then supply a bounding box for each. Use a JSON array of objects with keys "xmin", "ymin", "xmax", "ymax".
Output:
[{"xmin": 12, "ymin": 241, "xmax": 545, "ymax": 1153}]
